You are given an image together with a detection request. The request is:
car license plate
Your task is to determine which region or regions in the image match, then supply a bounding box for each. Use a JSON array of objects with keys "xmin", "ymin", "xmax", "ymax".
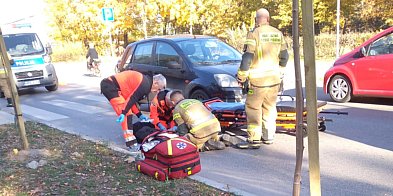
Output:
[{"xmin": 24, "ymin": 80, "xmax": 40, "ymax": 86}]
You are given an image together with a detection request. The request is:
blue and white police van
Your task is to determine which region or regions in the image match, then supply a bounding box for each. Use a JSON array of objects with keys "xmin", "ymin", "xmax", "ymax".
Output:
[{"xmin": 3, "ymin": 28, "xmax": 58, "ymax": 91}]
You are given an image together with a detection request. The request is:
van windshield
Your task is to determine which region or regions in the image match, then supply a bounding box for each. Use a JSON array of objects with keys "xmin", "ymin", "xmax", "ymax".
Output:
[
  {"xmin": 4, "ymin": 33, "xmax": 44, "ymax": 56},
  {"xmin": 176, "ymin": 38, "xmax": 242, "ymax": 65}
]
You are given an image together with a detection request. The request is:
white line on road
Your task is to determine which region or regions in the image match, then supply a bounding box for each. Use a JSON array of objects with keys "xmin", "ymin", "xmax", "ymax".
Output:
[
  {"xmin": 42, "ymin": 99, "xmax": 109, "ymax": 114},
  {"xmin": 21, "ymin": 104, "xmax": 69, "ymax": 121},
  {"xmin": 75, "ymin": 95, "xmax": 108, "ymax": 103}
]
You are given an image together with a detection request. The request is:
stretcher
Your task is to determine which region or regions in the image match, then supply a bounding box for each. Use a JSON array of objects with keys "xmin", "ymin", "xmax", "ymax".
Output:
[{"xmin": 203, "ymin": 95, "xmax": 340, "ymax": 134}]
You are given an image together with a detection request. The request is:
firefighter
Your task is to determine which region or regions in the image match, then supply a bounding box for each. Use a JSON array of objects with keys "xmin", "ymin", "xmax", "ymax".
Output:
[
  {"xmin": 100, "ymin": 70, "xmax": 166, "ymax": 150},
  {"xmin": 149, "ymin": 89, "xmax": 176, "ymax": 131},
  {"xmin": 0, "ymin": 53, "xmax": 13, "ymax": 107},
  {"xmin": 169, "ymin": 90, "xmax": 225, "ymax": 151},
  {"xmin": 236, "ymin": 8, "xmax": 289, "ymax": 149}
]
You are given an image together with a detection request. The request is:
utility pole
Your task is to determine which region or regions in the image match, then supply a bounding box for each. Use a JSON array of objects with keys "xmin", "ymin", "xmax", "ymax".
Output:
[
  {"xmin": 292, "ymin": 0, "xmax": 305, "ymax": 194},
  {"xmin": 142, "ymin": 0, "xmax": 148, "ymax": 39},
  {"xmin": 336, "ymin": 0, "xmax": 341, "ymax": 59},
  {"xmin": 301, "ymin": 0, "xmax": 321, "ymax": 195},
  {"xmin": 0, "ymin": 27, "xmax": 29, "ymax": 150}
]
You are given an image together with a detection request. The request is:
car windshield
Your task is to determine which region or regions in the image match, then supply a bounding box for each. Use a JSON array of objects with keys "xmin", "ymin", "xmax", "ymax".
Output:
[
  {"xmin": 175, "ymin": 38, "xmax": 241, "ymax": 65},
  {"xmin": 4, "ymin": 33, "xmax": 44, "ymax": 56}
]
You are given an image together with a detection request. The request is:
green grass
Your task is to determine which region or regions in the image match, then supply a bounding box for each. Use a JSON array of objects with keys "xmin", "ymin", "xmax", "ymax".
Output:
[{"xmin": 0, "ymin": 121, "xmax": 231, "ymax": 195}]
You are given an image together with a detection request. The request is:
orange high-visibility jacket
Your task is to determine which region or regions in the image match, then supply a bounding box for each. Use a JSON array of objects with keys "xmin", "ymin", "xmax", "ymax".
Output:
[
  {"xmin": 113, "ymin": 70, "xmax": 152, "ymax": 115},
  {"xmin": 150, "ymin": 90, "xmax": 175, "ymax": 129}
]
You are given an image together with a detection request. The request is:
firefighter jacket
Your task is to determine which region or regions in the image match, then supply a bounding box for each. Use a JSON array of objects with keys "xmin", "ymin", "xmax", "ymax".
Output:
[
  {"xmin": 113, "ymin": 70, "xmax": 152, "ymax": 115},
  {"xmin": 237, "ymin": 24, "xmax": 288, "ymax": 87},
  {"xmin": 173, "ymin": 99, "xmax": 220, "ymax": 139},
  {"xmin": 150, "ymin": 89, "xmax": 175, "ymax": 129}
]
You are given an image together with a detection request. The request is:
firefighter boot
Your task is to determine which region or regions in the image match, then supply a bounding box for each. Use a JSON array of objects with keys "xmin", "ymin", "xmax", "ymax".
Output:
[
  {"xmin": 235, "ymin": 139, "xmax": 262, "ymax": 149},
  {"xmin": 6, "ymin": 98, "xmax": 13, "ymax": 107},
  {"xmin": 221, "ymin": 133, "xmax": 245, "ymax": 147},
  {"xmin": 201, "ymin": 139, "xmax": 225, "ymax": 152}
]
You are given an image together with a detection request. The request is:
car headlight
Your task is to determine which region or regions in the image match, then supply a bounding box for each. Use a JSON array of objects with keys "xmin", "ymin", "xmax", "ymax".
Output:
[{"xmin": 214, "ymin": 74, "xmax": 239, "ymax": 87}]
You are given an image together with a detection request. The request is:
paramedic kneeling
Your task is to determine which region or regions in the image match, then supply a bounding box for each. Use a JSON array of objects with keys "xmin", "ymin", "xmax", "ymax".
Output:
[
  {"xmin": 168, "ymin": 90, "xmax": 225, "ymax": 152},
  {"xmin": 149, "ymin": 89, "xmax": 176, "ymax": 131},
  {"xmin": 100, "ymin": 71, "xmax": 166, "ymax": 150},
  {"xmin": 236, "ymin": 8, "xmax": 289, "ymax": 149}
]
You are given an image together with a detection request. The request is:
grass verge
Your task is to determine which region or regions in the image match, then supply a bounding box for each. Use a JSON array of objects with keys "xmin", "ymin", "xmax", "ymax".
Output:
[{"xmin": 0, "ymin": 121, "xmax": 231, "ymax": 195}]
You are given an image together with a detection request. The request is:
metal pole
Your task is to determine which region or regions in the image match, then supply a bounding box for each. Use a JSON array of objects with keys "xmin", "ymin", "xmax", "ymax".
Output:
[
  {"xmin": 0, "ymin": 28, "xmax": 29, "ymax": 150},
  {"xmin": 336, "ymin": 0, "xmax": 340, "ymax": 59},
  {"xmin": 292, "ymin": 0, "xmax": 305, "ymax": 195},
  {"xmin": 301, "ymin": 0, "xmax": 321, "ymax": 195},
  {"xmin": 143, "ymin": 0, "xmax": 147, "ymax": 39}
]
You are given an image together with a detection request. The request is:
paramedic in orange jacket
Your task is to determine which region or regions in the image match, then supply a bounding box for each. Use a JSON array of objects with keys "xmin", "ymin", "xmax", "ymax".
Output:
[
  {"xmin": 100, "ymin": 71, "xmax": 166, "ymax": 149},
  {"xmin": 149, "ymin": 89, "xmax": 176, "ymax": 131}
]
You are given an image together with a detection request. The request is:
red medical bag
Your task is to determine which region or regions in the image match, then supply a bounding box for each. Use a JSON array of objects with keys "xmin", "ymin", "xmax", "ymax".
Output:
[{"xmin": 136, "ymin": 134, "xmax": 201, "ymax": 181}]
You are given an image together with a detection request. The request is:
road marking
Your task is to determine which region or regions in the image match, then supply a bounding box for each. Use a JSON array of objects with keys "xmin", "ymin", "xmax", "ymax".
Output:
[
  {"xmin": 42, "ymin": 99, "xmax": 109, "ymax": 114},
  {"xmin": 21, "ymin": 104, "xmax": 69, "ymax": 121},
  {"xmin": 75, "ymin": 95, "xmax": 107, "ymax": 103}
]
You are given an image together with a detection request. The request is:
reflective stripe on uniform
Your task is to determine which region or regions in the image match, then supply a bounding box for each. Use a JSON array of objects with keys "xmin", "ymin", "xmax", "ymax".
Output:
[
  {"xmin": 247, "ymin": 124, "xmax": 261, "ymax": 133},
  {"xmin": 237, "ymin": 70, "xmax": 249, "ymax": 77},
  {"xmin": 173, "ymin": 113, "xmax": 181, "ymax": 120},
  {"xmin": 0, "ymin": 70, "xmax": 5, "ymax": 74},
  {"xmin": 248, "ymin": 67, "xmax": 279, "ymax": 79},
  {"xmin": 189, "ymin": 118, "xmax": 219, "ymax": 134},
  {"xmin": 244, "ymin": 39, "xmax": 256, "ymax": 46},
  {"xmin": 167, "ymin": 140, "xmax": 173, "ymax": 155}
]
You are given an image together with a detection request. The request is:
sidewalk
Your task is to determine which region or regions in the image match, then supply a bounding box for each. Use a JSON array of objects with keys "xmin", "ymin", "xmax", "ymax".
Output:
[{"xmin": 0, "ymin": 110, "xmax": 13, "ymax": 124}]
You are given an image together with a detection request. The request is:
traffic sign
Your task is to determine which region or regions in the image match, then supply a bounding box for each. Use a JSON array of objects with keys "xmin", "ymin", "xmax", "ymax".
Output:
[{"xmin": 102, "ymin": 8, "xmax": 114, "ymax": 22}]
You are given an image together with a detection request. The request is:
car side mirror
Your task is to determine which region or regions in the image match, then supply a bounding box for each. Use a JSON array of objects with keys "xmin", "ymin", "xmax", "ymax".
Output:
[{"xmin": 167, "ymin": 61, "xmax": 181, "ymax": 69}]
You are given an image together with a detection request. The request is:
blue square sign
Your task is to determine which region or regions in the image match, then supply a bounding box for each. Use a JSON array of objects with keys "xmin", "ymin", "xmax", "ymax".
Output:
[{"xmin": 102, "ymin": 8, "xmax": 114, "ymax": 22}]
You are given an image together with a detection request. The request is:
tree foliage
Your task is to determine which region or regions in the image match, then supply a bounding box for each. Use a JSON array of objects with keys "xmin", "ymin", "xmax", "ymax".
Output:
[{"xmin": 45, "ymin": 0, "xmax": 392, "ymax": 54}]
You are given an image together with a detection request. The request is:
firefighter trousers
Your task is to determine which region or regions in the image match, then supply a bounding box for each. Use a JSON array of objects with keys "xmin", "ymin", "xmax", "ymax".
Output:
[
  {"xmin": 0, "ymin": 76, "xmax": 11, "ymax": 99},
  {"xmin": 245, "ymin": 84, "xmax": 280, "ymax": 141}
]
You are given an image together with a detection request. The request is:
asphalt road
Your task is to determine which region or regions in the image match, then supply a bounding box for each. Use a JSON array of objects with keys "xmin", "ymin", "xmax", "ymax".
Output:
[{"xmin": 1, "ymin": 58, "xmax": 392, "ymax": 195}]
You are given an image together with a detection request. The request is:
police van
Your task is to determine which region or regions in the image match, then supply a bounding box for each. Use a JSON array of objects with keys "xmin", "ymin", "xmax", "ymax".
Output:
[{"xmin": 3, "ymin": 28, "xmax": 58, "ymax": 91}]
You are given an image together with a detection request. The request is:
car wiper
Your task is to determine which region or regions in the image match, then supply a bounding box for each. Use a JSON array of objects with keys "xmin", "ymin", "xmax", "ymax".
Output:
[{"xmin": 220, "ymin": 60, "xmax": 241, "ymax": 64}]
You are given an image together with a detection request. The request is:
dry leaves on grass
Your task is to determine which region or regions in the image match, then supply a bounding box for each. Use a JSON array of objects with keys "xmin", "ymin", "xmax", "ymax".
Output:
[{"xmin": 0, "ymin": 121, "xmax": 232, "ymax": 195}]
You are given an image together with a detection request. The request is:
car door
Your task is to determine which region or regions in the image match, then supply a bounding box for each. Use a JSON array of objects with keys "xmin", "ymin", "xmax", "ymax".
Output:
[
  {"xmin": 355, "ymin": 32, "xmax": 393, "ymax": 92},
  {"xmin": 128, "ymin": 41, "xmax": 155, "ymax": 74},
  {"xmin": 154, "ymin": 41, "xmax": 190, "ymax": 93}
]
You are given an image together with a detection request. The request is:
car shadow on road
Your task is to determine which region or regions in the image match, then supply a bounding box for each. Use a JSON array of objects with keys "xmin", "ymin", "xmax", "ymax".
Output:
[{"xmin": 283, "ymin": 87, "xmax": 393, "ymax": 152}]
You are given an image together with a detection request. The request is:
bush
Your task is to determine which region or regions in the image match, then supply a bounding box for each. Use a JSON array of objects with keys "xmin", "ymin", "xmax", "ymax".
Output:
[
  {"xmin": 51, "ymin": 42, "xmax": 85, "ymax": 62},
  {"xmin": 221, "ymin": 28, "xmax": 379, "ymax": 59}
]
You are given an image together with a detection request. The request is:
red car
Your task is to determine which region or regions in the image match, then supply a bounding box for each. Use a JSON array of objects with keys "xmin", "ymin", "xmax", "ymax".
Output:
[{"xmin": 323, "ymin": 26, "xmax": 393, "ymax": 102}]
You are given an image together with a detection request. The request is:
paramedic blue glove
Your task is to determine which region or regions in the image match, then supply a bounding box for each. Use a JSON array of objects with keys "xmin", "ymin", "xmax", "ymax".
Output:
[
  {"xmin": 139, "ymin": 114, "xmax": 149, "ymax": 121},
  {"xmin": 169, "ymin": 126, "xmax": 178, "ymax": 132},
  {"xmin": 157, "ymin": 123, "xmax": 167, "ymax": 131},
  {"xmin": 116, "ymin": 114, "xmax": 125, "ymax": 123}
]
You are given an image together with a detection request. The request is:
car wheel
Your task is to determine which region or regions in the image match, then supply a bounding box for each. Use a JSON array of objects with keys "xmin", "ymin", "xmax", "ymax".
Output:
[
  {"xmin": 45, "ymin": 75, "xmax": 59, "ymax": 91},
  {"xmin": 190, "ymin": 89, "xmax": 209, "ymax": 101},
  {"xmin": 328, "ymin": 75, "xmax": 352, "ymax": 103}
]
